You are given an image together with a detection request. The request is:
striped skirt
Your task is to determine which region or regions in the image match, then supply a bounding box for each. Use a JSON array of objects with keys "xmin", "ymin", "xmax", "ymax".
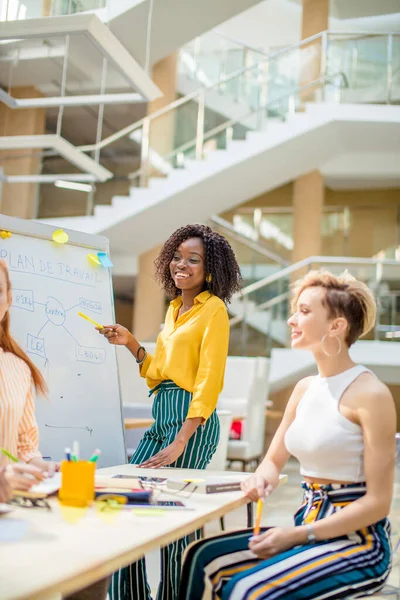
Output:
[
  {"xmin": 179, "ymin": 482, "xmax": 392, "ymax": 600},
  {"xmin": 131, "ymin": 380, "xmax": 220, "ymax": 468},
  {"xmin": 110, "ymin": 380, "xmax": 220, "ymax": 600}
]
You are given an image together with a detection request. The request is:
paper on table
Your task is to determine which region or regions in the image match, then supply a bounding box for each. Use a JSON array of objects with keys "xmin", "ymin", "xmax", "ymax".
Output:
[
  {"xmin": 97, "ymin": 252, "xmax": 114, "ymax": 268},
  {"xmin": 52, "ymin": 229, "xmax": 69, "ymax": 244},
  {"xmin": 95, "ymin": 476, "xmax": 142, "ymax": 490},
  {"xmin": 0, "ymin": 519, "xmax": 30, "ymax": 542},
  {"xmin": 14, "ymin": 473, "xmax": 62, "ymax": 499}
]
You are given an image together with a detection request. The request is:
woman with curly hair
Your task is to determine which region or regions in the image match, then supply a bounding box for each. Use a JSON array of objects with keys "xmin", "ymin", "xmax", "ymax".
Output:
[{"xmin": 99, "ymin": 223, "xmax": 242, "ymax": 600}]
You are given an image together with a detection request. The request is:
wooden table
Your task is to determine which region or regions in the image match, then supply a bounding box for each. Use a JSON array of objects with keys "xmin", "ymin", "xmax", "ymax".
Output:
[
  {"xmin": 124, "ymin": 417, "xmax": 154, "ymax": 429},
  {"xmin": 0, "ymin": 466, "xmax": 287, "ymax": 600}
]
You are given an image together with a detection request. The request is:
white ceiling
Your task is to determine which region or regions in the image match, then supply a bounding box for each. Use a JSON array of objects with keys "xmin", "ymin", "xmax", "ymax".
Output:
[
  {"xmin": 289, "ymin": 0, "xmax": 400, "ymax": 20},
  {"xmin": 218, "ymin": 0, "xmax": 400, "ymax": 51}
]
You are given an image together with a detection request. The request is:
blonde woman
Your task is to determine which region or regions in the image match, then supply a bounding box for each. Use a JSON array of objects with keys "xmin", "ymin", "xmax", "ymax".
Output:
[{"xmin": 179, "ymin": 271, "xmax": 395, "ymax": 600}]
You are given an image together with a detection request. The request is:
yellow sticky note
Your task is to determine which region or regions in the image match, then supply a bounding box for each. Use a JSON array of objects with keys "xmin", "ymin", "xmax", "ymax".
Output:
[
  {"xmin": 88, "ymin": 253, "xmax": 101, "ymax": 266},
  {"xmin": 52, "ymin": 229, "xmax": 69, "ymax": 244}
]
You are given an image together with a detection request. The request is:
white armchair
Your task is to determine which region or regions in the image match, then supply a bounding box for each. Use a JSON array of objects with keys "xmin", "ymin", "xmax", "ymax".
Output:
[
  {"xmin": 207, "ymin": 409, "xmax": 233, "ymax": 471},
  {"xmin": 218, "ymin": 357, "xmax": 270, "ymax": 470}
]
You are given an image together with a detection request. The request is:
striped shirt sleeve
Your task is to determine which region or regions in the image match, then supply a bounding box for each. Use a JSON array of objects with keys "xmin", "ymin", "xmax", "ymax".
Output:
[{"xmin": 17, "ymin": 384, "xmax": 41, "ymax": 463}]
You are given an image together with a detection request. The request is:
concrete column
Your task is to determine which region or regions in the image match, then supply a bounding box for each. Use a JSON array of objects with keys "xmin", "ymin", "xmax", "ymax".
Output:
[
  {"xmin": 133, "ymin": 54, "xmax": 178, "ymax": 339},
  {"xmin": 292, "ymin": 170, "xmax": 324, "ymax": 265},
  {"xmin": 133, "ymin": 244, "xmax": 165, "ymax": 341},
  {"xmin": 147, "ymin": 53, "xmax": 178, "ymax": 168},
  {"xmin": 0, "ymin": 87, "xmax": 45, "ymax": 218},
  {"xmin": 300, "ymin": 0, "xmax": 330, "ymax": 101},
  {"xmin": 42, "ymin": 0, "xmax": 52, "ymax": 16}
]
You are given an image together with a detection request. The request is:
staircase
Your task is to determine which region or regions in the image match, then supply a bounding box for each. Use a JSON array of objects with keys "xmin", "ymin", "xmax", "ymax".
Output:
[
  {"xmin": 39, "ymin": 29, "xmax": 400, "ymax": 258},
  {"xmin": 41, "ymin": 100, "xmax": 400, "ymax": 258}
]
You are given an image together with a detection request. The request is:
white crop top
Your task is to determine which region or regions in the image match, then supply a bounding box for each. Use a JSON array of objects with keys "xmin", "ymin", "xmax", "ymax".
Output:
[{"xmin": 284, "ymin": 365, "xmax": 372, "ymax": 482}]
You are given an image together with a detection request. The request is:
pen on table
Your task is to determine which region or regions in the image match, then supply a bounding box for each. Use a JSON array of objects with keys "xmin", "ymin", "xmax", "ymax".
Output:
[
  {"xmin": 65, "ymin": 447, "xmax": 71, "ymax": 462},
  {"xmin": 253, "ymin": 498, "xmax": 264, "ymax": 537},
  {"xmin": 88, "ymin": 449, "xmax": 101, "ymax": 463},
  {"xmin": 77, "ymin": 312, "xmax": 104, "ymax": 329},
  {"xmin": 1, "ymin": 448, "xmax": 19, "ymax": 463}
]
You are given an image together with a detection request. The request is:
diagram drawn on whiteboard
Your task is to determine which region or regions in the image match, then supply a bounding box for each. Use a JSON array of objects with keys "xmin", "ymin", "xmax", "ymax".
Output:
[
  {"xmin": 13, "ymin": 290, "xmax": 106, "ymax": 365},
  {"xmin": 12, "ymin": 291, "xmax": 107, "ymax": 437}
]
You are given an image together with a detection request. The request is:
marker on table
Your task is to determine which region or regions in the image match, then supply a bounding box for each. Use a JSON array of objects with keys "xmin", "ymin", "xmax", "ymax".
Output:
[
  {"xmin": 253, "ymin": 498, "xmax": 264, "ymax": 537},
  {"xmin": 78, "ymin": 312, "xmax": 104, "ymax": 329},
  {"xmin": 89, "ymin": 449, "xmax": 101, "ymax": 463},
  {"xmin": 1, "ymin": 448, "xmax": 19, "ymax": 463}
]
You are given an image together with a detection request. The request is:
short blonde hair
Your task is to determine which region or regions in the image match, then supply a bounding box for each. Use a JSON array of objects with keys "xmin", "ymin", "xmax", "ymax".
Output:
[{"xmin": 291, "ymin": 270, "xmax": 376, "ymax": 346}]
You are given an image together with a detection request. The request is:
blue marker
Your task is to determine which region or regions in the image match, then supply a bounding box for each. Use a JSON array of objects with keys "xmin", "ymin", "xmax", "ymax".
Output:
[{"xmin": 65, "ymin": 447, "xmax": 71, "ymax": 462}]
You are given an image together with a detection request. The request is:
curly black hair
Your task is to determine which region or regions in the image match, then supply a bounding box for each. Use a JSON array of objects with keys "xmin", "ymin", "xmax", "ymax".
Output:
[{"xmin": 154, "ymin": 224, "xmax": 242, "ymax": 304}]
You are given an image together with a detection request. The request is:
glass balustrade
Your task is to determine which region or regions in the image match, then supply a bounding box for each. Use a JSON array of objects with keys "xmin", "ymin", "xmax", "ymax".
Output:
[
  {"xmin": 230, "ymin": 258, "xmax": 400, "ymax": 356},
  {"xmin": 0, "ymin": 0, "xmax": 105, "ymax": 20},
  {"xmin": 209, "ymin": 217, "xmax": 285, "ymax": 288},
  {"xmin": 23, "ymin": 28, "xmax": 399, "ymax": 233},
  {"xmin": 180, "ymin": 30, "xmax": 267, "ymax": 88}
]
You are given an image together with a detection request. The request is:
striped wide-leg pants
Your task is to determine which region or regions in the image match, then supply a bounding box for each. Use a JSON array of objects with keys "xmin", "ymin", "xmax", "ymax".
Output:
[
  {"xmin": 110, "ymin": 381, "xmax": 220, "ymax": 600},
  {"xmin": 179, "ymin": 482, "xmax": 392, "ymax": 600}
]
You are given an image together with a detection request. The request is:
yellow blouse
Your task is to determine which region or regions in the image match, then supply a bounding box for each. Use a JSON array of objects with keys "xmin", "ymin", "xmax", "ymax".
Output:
[{"xmin": 140, "ymin": 291, "xmax": 230, "ymax": 421}]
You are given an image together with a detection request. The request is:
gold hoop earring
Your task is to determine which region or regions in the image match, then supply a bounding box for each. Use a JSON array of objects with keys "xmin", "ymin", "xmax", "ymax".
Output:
[
  {"xmin": 321, "ymin": 335, "xmax": 342, "ymax": 357},
  {"xmin": 206, "ymin": 274, "xmax": 212, "ymax": 283}
]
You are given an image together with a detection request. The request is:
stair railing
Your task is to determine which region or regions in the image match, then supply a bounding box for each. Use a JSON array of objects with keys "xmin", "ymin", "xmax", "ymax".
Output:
[
  {"xmin": 229, "ymin": 255, "xmax": 400, "ymax": 355},
  {"xmin": 76, "ymin": 31, "xmax": 399, "ymax": 191}
]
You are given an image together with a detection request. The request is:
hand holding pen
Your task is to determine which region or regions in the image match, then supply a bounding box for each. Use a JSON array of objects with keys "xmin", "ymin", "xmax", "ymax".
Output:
[{"xmin": 1, "ymin": 448, "xmax": 45, "ymax": 491}]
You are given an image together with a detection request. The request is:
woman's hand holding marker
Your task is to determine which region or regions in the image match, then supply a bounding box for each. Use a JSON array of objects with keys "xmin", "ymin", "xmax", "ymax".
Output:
[
  {"xmin": 97, "ymin": 324, "xmax": 132, "ymax": 346},
  {"xmin": 78, "ymin": 311, "xmax": 133, "ymax": 347}
]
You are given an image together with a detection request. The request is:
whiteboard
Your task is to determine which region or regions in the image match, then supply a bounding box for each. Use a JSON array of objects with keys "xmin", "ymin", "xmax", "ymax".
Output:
[{"xmin": 0, "ymin": 214, "xmax": 126, "ymax": 467}]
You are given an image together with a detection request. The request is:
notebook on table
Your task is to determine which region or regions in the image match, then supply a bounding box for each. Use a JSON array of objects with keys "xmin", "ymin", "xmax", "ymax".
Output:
[{"xmin": 166, "ymin": 476, "xmax": 243, "ymax": 494}]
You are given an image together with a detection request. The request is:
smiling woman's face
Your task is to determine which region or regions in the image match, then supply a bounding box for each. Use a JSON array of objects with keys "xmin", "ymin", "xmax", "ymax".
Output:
[
  {"xmin": 169, "ymin": 237, "xmax": 205, "ymax": 293},
  {"xmin": 287, "ymin": 286, "xmax": 333, "ymax": 350}
]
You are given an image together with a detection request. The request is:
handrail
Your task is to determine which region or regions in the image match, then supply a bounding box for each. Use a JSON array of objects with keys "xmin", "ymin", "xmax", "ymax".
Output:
[
  {"xmin": 229, "ymin": 292, "xmax": 290, "ymax": 327},
  {"xmin": 327, "ymin": 30, "xmax": 400, "ymax": 36},
  {"xmin": 210, "ymin": 215, "xmax": 289, "ymax": 267},
  {"xmin": 78, "ymin": 30, "xmax": 331, "ymax": 153},
  {"xmin": 77, "ymin": 30, "xmax": 399, "ymax": 156},
  {"xmin": 229, "ymin": 256, "xmax": 400, "ymax": 328},
  {"xmin": 126, "ymin": 72, "xmax": 346, "ymax": 181},
  {"xmin": 241, "ymin": 255, "xmax": 399, "ymax": 297},
  {"xmin": 211, "ymin": 29, "xmax": 269, "ymax": 57}
]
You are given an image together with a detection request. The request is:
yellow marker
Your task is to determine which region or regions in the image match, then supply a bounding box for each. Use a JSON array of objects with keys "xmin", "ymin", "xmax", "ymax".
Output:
[
  {"xmin": 254, "ymin": 498, "xmax": 263, "ymax": 536},
  {"xmin": 0, "ymin": 231, "xmax": 12, "ymax": 239},
  {"xmin": 78, "ymin": 312, "xmax": 104, "ymax": 329}
]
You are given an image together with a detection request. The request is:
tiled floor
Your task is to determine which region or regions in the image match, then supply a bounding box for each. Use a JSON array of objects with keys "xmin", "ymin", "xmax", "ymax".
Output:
[{"xmin": 146, "ymin": 458, "xmax": 400, "ymax": 598}]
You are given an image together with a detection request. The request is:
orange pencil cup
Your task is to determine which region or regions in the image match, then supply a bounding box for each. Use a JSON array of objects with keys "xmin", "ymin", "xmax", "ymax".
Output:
[{"xmin": 59, "ymin": 460, "xmax": 96, "ymax": 507}]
